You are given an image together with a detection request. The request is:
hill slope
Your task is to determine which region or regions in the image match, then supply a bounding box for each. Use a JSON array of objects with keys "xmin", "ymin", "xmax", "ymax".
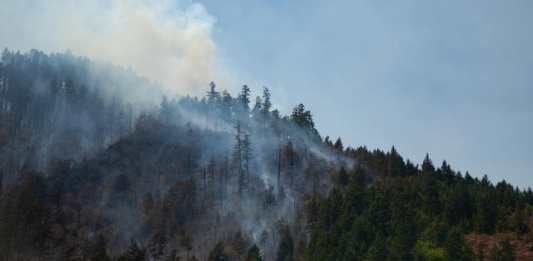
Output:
[{"xmin": 0, "ymin": 50, "xmax": 531, "ymax": 261}]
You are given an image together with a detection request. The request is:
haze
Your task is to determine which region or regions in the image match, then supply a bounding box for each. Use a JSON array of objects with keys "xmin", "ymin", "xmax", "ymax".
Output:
[{"xmin": 1, "ymin": 0, "xmax": 532, "ymax": 187}]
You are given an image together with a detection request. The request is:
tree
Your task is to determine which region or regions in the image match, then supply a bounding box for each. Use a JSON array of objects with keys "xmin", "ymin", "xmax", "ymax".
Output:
[
  {"xmin": 208, "ymin": 241, "xmax": 228, "ymax": 261},
  {"xmin": 235, "ymin": 85, "xmax": 251, "ymax": 126},
  {"xmin": 337, "ymin": 166, "xmax": 349, "ymax": 187},
  {"xmin": 165, "ymin": 249, "xmax": 181, "ymax": 261},
  {"xmin": 206, "ymin": 82, "xmax": 221, "ymax": 129},
  {"xmin": 206, "ymin": 81, "xmax": 221, "ymax": 108},
  {"xmin": 276, "ymin": 227, "xmax": 294, "ymax": 261},
  {"xmin": 444, "ymin": 227, "xmax": 475, "ymax": 261},
  {"xmin": 245, "ymin": 244, "xmax": 263, "ymax": 261},
  {"xmin": 489, "ymin": 237, "xmax": 515, "ymax": 261},
  {"xmin": 126, "ymin": 238, "xmax": 146, "ymax": 261},
  {"xmin": 148, "ymin": 230, "xmax": 167, "ymax": 260},
  {"xmin": 242, "ymin": 133, "xmax": 252, "ymax": 195},
  {"xmin": 261, "ymin": 87, "xmax": 271, "ymax": 115},
  {"xmin": 333, "ymin": 138, "xmax": 343, "ymax": 152},
  {"xmin": 180, "ymin": 234, "xmax": 193, "ymax": 261},
  {"xmin": 141, "ymin": 192, "xmax": 154, "ymax": 217},
  {"xmin": 159, "ymin": 95, "xmax": 171, "ymax": 122},
  {"xmin": 510, "ymin": 208, "xmax": 529, "ymax": 238},
  {"xmin": 290, "ymin": 104, "xmax": 315, "ymax": 133},
  {"xmin": 422, "ymin": 153, "xmax": 435, "ymax": 174},
  {"xmin": 232, "ymin": 229, "xmax": 247, "ymax": 255},
  {"xmin": 387, "ymin": 146, "xmax": 405, "ymax": 177},
  {"xmin": 284, "ymin": 140, "xmax": 296, "ymax": 189},
  {"xmin": 233, "ymin": 125, "xmax": 246, "ymax": 197}
]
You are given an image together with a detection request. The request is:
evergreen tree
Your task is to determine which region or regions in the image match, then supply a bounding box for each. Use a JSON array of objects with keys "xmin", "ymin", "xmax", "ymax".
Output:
[
  {"xmin": 148, "ymin": 230, "xmax": 167, "ymax": 261},
  {"xmin": 208, "ymin": 242, "xmax": 228, "ymax": 261},
  {"xmin": 165, "ymin": 249, "xmax": 181, "ymax": 261},
  {"xmin": 333, "ymin": 137, "xmax": 343, "ymax": 152},
  {"xmin": 276, "ymin": 227, "xmax": 294, "ymax": 261},
  {"xmin": 444, "ymin": 227, "xmax": 474, "ymax": 261},
  {"xmin": 261, "ymin": 87, "xmax": 272, "ymax": 115},
  {"xmin": 290, "ymin": 103, "xmax": 316, "ymax": 133},
  {"xmin": 126, "ymin": 238, "xmax": 146, "ymax": 261},
  {"xmin": 245, "ymin": 244, "xmax": 263, "ymax": 261},
  {"xmin": 337, "ymin": 166, "xmax": 349, "ymax": 187},
  {"xmin": 422, "ymin": 153, "xmax": 435, "ymax": 173},
  {"xmin": 242, "ymin": 133, "xmax": 252, "ymax": 195},
  {"xmin": 284, "ymin": 140, "xmax": 296, "ymax": 189},
  {"xmin": 232, "ymin": 229, "xmax": 246, "ymax": 255},
  {"xmin": 180, "ymin": 234, "xmax": 193, "ymax": 261}
]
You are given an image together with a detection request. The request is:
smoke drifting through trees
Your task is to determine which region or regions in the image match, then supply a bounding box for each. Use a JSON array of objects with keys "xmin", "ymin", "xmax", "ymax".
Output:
[
  {"xmin": 1, "ymin": 49, "xmax": 532, "ymax": 261},
  {"xmin": 0, "ymin": 50, "xmax": 351, "ymax": 260}
]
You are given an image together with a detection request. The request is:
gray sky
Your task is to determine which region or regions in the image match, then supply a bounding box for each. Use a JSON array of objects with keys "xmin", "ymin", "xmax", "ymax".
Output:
[
  {"xmin": 1, "ymin": 0, "xmax": 532, "ymax": 187},
  {"xmin": 200, "ymin": 0, "xmax": 533, "ymax": 187}
]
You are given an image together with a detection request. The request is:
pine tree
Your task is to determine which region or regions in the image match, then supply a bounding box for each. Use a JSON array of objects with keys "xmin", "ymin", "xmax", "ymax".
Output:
[
  {"xmin": 233, "ymin": 125, "xmax": 245, "ymax": 197},
  {"xmin": 245, "ymin": 244, "xmax": 263, "ymax": 261},
  {"xmin": 180, "ymin": 234, "xmax": 193, "ymax": 261},
  {"xmin": 126, "ymin": 238, "xmax": 146, "ymax": 261},
  {"xmin": 208, "ymin": 242, "xmax": 228, "ymax": 261},
  {"xmin": 148, "ymin": 230, "xmax": 167, "ymax": 261},
  {"xmin": 284, "ymin": 140, "xmax": 296, "ymax": 189},
  {"xmin": 337, "ymin": 166, "xmax": 348, "ymax": 187},
  {"xmin": 165, "ymin": 249, "xmax": 181, "ymax": 261},
  {"xmin": 276, "ymin": 227, "xmax": 294, "ymax": 261},
  {"xmin": 261, "ymin": 87, "xmax": 271, "ymax": 116},
  {"xmin": 333, "ymin": 137, "xmax": 343, "ymax": 152},
  {"xmin": 242, "ymin": 133, "xmax": 252, "ymax": 195},
  {"xmin": 232, "ymin": 229, "xmax": 246, "ymax": 255},
  {"xmin": 444, "ymin": 227, "xmax": 475, "ymax": 261}
]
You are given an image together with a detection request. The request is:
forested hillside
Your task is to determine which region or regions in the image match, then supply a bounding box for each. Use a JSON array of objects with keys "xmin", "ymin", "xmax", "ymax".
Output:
[{"xmin": 0, "ymin": 50, "xmax": 532, "ymax": 261}]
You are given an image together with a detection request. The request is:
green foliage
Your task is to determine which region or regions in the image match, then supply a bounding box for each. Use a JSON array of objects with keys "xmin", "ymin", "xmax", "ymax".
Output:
[
  {"xmin": 336, "ymin": 166, "xmax": 349, "ymax": 187},
  {"xmin": 0, "ymin": 49, "xmax": 531, "ymax": 261},
  {"xmin": 290, "ymin": 103, "xmax": 317, "ymax": 135},
  {"xmin": 208, "ymin": 242, "xmax": 228, "ymax": 261},
  {"xmin": 489, "ymin": 237, "xmax": 515, "ymax": 261},
  {"xmin": 303, "ymin": 150, "xmax": 532, "ymax": 261},
  {"xmin": 276, "ymin": 227, "xmax": 294, "ymax": 261},
  {"xmin": 245, "ymin": 244, "xmax": 263, "ymax": 261},
  {"xmin": 126, "ymin": 238, "xmax": 146, "ymax": 261},
  {"xmin": 443, "ymin": 227, "xmax": 475, "ymax": 261}
]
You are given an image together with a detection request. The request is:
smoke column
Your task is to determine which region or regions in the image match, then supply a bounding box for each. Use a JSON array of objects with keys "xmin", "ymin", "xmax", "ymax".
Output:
[{"xmin": 0, "ymin": 0, "xmax": 231, "ymax": 96}]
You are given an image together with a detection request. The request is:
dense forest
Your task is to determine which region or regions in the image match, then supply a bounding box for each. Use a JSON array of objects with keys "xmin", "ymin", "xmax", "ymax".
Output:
[{"xmin": 0, "ymin": 49, "xmax": 532, "ymax": 261}]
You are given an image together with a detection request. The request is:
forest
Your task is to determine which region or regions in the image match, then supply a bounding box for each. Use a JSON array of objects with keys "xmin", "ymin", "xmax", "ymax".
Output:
[{"xmin": 0, "ymin": 49, "xmax": 532, "ymax": 261}]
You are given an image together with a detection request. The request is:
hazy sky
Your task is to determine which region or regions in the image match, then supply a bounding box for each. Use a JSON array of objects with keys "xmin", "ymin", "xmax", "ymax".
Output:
[
  {"xmin": 1, "ymin": 0, "xmax": 532, "ymax": 187},
  {"xmin": 199, "ymin": 0, "xmax": 533, "ymax": 187}
]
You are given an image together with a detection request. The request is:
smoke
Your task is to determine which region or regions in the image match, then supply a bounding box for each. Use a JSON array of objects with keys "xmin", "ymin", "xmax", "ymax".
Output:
[{"xmin": 0, "ymin": 0, "xmax": 229, "ymax": 96}]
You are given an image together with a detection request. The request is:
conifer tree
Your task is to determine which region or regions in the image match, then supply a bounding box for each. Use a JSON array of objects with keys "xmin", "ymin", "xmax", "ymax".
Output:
[
  {"xmin": 276, "ymin": 227, "xmax": 293, "ymax": 261},
  {"xmin": 180, "ymin": 234, "xmax": 193, "ymax": 261},
  {"xmin": 126, "ymin": 238, "xmax": 146, "ymax": 261},
  {"xmin": 208, "ymin": 242, "xmax": 228, "ymax": 261},
  {"xmin": 232, "ymin": 229, "xmax": 246, "ymax": 255},
  {"xmin": 242, "ymin": 133, "xmax": 252, "ymax": 195},
  {"xmin": 245, "ymin": 244, "xmax": 263, "ymax": 261}
]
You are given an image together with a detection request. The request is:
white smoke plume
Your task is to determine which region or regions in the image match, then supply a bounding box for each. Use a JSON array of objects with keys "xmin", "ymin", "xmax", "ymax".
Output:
[{"xmin": 0, "ymin": 0, "xmax": 230, "ymax": 96}]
